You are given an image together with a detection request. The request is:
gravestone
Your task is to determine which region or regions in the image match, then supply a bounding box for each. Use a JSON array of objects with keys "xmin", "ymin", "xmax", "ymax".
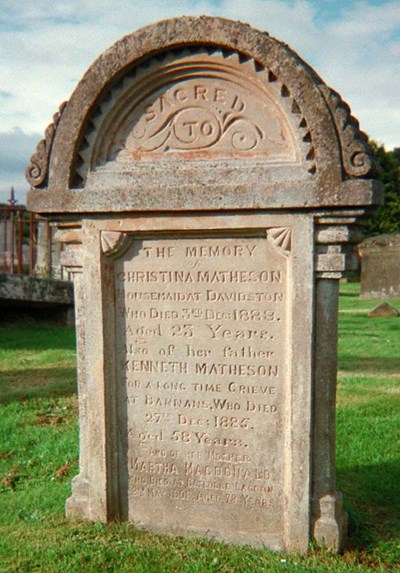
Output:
[
  {"xmin": 26, "ymin": 17, "xmax": 382, "ymax": 553},
  {"xmin": 368, "ymin": 302, "xmax": 400, "ymax": 318},
  {"xmin": 359, "ymin": 234, "xmax": 400, "ymax": 299}
]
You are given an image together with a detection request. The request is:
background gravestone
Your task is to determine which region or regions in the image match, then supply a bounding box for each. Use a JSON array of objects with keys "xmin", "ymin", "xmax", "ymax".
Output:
[
  {"xmin": 26, "ymin": 17, "xmax": 382, "ymax": 553},
  {"xmin": 359, "ymin": 234, "xmax": 400, "ymax": 299}
]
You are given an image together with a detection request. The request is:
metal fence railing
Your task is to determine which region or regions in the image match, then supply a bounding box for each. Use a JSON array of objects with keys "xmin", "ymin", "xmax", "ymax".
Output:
[{"xmin": 0, "ymin": 187, "xmax": 38, "ymax": 276}]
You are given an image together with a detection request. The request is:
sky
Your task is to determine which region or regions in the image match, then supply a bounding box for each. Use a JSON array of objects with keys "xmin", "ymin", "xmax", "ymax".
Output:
[{"xmin": 0, "ymin": 0, "xmax": 399, "ymax": 203}]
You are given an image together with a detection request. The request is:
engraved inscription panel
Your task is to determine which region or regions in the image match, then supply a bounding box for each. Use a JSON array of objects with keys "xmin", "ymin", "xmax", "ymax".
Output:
[
  {"xmin": 115, "ymin": 235, "xmax": 288, "ymax": 541},
  {"xmin": 120, "ymin": 78, "xmax": 293, "ymax": 160},
  {"xmin": 104, "ymin": 51, "xmax": 298, "ymax": 163}
]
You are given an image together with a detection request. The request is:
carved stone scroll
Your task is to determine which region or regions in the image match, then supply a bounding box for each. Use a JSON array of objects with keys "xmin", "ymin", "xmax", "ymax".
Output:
[
  {"xmin": 26, "ymin": 102, "xmax": 67, "ymax": 188},
  {"xmin": 319, "ymin": 86, "xmax": 375, "ymax": 179}
]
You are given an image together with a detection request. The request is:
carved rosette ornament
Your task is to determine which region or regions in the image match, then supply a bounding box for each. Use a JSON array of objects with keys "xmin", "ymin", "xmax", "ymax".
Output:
[
  {"xmin": 26, "ymin": 102, "xmax": 67, "ymax": 188},
  {"xmin": 319, "ymin": 85, "xmax": 375, "ymax": 178}
]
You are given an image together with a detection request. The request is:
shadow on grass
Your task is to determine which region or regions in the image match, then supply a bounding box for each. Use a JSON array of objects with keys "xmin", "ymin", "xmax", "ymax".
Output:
[
  {"xmin": 338, "ymin": 356, "xmax": 400, "ymax": 374},
  {"xmin": 0, "ymin": 367, "xmax": 77, "ymax": 403},
  {"xmin": 338, "ymin": 459, "xmax": 400, "ymax": 551},
  {"xmin": 0, "ymin": 323, "xmax": 76, "ymax": 353},
  {"xmin": 339, "ymin": 315, "xmax": 400, "ymax": 328},
  {"xmin": 339, "ymin": 291, "xmax": 359, "ymax": 298}
]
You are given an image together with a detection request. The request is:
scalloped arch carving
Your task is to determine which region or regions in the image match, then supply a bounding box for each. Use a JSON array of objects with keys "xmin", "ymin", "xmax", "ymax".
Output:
[{"xmin": 74, "ymin": 47, "xmax": 316, "ymax": 186}]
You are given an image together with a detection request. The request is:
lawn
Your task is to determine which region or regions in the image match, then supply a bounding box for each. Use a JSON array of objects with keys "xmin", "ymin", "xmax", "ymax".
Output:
[{"xmin": 0, "ymin": 284, "xmax": 399, "ymax": 572}]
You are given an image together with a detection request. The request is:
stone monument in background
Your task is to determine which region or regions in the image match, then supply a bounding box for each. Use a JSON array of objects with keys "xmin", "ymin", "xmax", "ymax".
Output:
[
  {"xmin": 26, "ymin": 17, "xmax": 382, "ymax": 553},
  {"xmin": 358, "ymin": 234, "xmax": 400, "ymax": 299}
]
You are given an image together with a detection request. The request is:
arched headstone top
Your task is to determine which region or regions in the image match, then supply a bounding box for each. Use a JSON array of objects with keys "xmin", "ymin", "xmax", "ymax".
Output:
[{"xmin": 27, "ymin": 16, "xmax": 381, "ymax": 213}]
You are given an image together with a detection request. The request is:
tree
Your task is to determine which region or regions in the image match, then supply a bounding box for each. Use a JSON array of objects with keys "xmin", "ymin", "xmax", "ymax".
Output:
[{"xmin": 366, "ymin": 143, "xmax": 400, "ymax": 235}]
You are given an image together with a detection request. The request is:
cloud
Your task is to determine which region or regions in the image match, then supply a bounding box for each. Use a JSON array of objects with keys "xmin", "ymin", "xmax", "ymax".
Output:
[
  {"xmin": 0, "ymin": 128, "xmax": 41, "ymax": 203},
  {"xmin": 0, "ymin": 91, "xmax": 13, "ymax": 100},
  {"xmin": 0, "ymin": 0, "xmax": 399, "ymax": 202}
]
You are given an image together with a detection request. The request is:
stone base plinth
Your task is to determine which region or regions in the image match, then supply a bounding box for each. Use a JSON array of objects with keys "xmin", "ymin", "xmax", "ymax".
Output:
[
  {"xmin": 312, "ymin": 493, "xmax": 348, "ymax": 553},
  {"xmin": 66, "ymin": 475, "xmax": 90, "ymax": 519}
]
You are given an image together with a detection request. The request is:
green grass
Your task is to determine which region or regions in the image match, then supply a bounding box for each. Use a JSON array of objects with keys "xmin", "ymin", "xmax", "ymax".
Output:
[
  {"xmin": 0, "ymin": 322, "xmax": 76, "ymax": 402},
  {"xmin": 0, "ymin": 288, "xmax": 399, "ymax": 572},
  {"xmin": 335, "ymin": 283, "xmax": 400, "ymax": 569}
]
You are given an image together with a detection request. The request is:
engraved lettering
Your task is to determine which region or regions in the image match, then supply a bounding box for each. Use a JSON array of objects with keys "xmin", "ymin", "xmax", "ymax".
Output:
[
  {"xmin": 131, "ymin": 458, "xmax": 178, "ymax": 474},
  {"xmin": 213, "ymin": 398, "xmax": 240, "ymax": 411},
  {"xmin": 125, "ymin": 291, "xmax": 202, "ymax": 302},
  {"xmin": 115, "ymin": 236, "xmax": 286, "ymax": 529},
  {"xmin": 232, "ymin": 95, "xmax": 246, "ymax": 112},
  {"xmin": 178, "ymin": 414, "xmax": 208, "ymax": 427},
  {"xmin": 205, "ymin": 325, "xmax": 274, "ymax": 341},
  {"xmin": 182, "ymin": 121, "xmax": 198, "ymax": 139},
  {"xmin": 144, "ymin": 105, "xmax": 156, "ymax": 122},
  {"xmin": 174, "ymin": 88, "xmax": 188, "ymax": 102},
  {"xmin": 119, "ymin": 270, "xmax": 281, "ymax": 284},
  {"xmin": 194, "ymin": 85, "xmax": 208, "ymax": 100},
  {"xmin": 186, "ymin": 345, "xmax": 211, "ymax": 357},
  {"xmin": 206, "ymin": 451, "xmax": 251, "ymax": 463},
  {"xmin": 246, "ymin": 402, "xmax": 278, "ymax": 413},
  {"xmin": 228, "ymin": 383, "xmax": 276, "ymax": 395},
  {"xmin": 223, "ymin": 346, "xmax": 274, "ymax": 358},
  {"xmin": 159, "ymin": 95, "xmax": 171, "ymax": 114},
  {"xmin": 195, "ymin": 362, "xmax": 279, "ymax": 377},
  {"xmin": 149, "ymin": 308, "xmax": 179, "ymax": 319},
  {"xmin": 145, "ymin": 396, "xmax": 212, "ymax": 410},
  {"xmin": 214, "ymin": 88, "xmax": 227, "ymax": 103},
  {"xmin": 192, "ymin": 382, "xmax": 221, "ymax": 393},
  {"xmin": 206, "ymin": 291, "xmax": 284, "ymax": 303},
  {"xmin": 124, "ymin": 360, "xmax": 188, "ymax": 374},
  {"xmin": 185, "ymin": 244, "xmax": 257, "ymax": 258},
  {"xmin": 126, "ymin": 324, "xmax": 162, "ymax": 337}
]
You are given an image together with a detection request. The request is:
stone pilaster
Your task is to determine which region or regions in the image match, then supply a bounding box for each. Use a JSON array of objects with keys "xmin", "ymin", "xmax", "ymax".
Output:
[{"xmin": 311, "ymin": 214, "xmax": 365, "ymax": 551}]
